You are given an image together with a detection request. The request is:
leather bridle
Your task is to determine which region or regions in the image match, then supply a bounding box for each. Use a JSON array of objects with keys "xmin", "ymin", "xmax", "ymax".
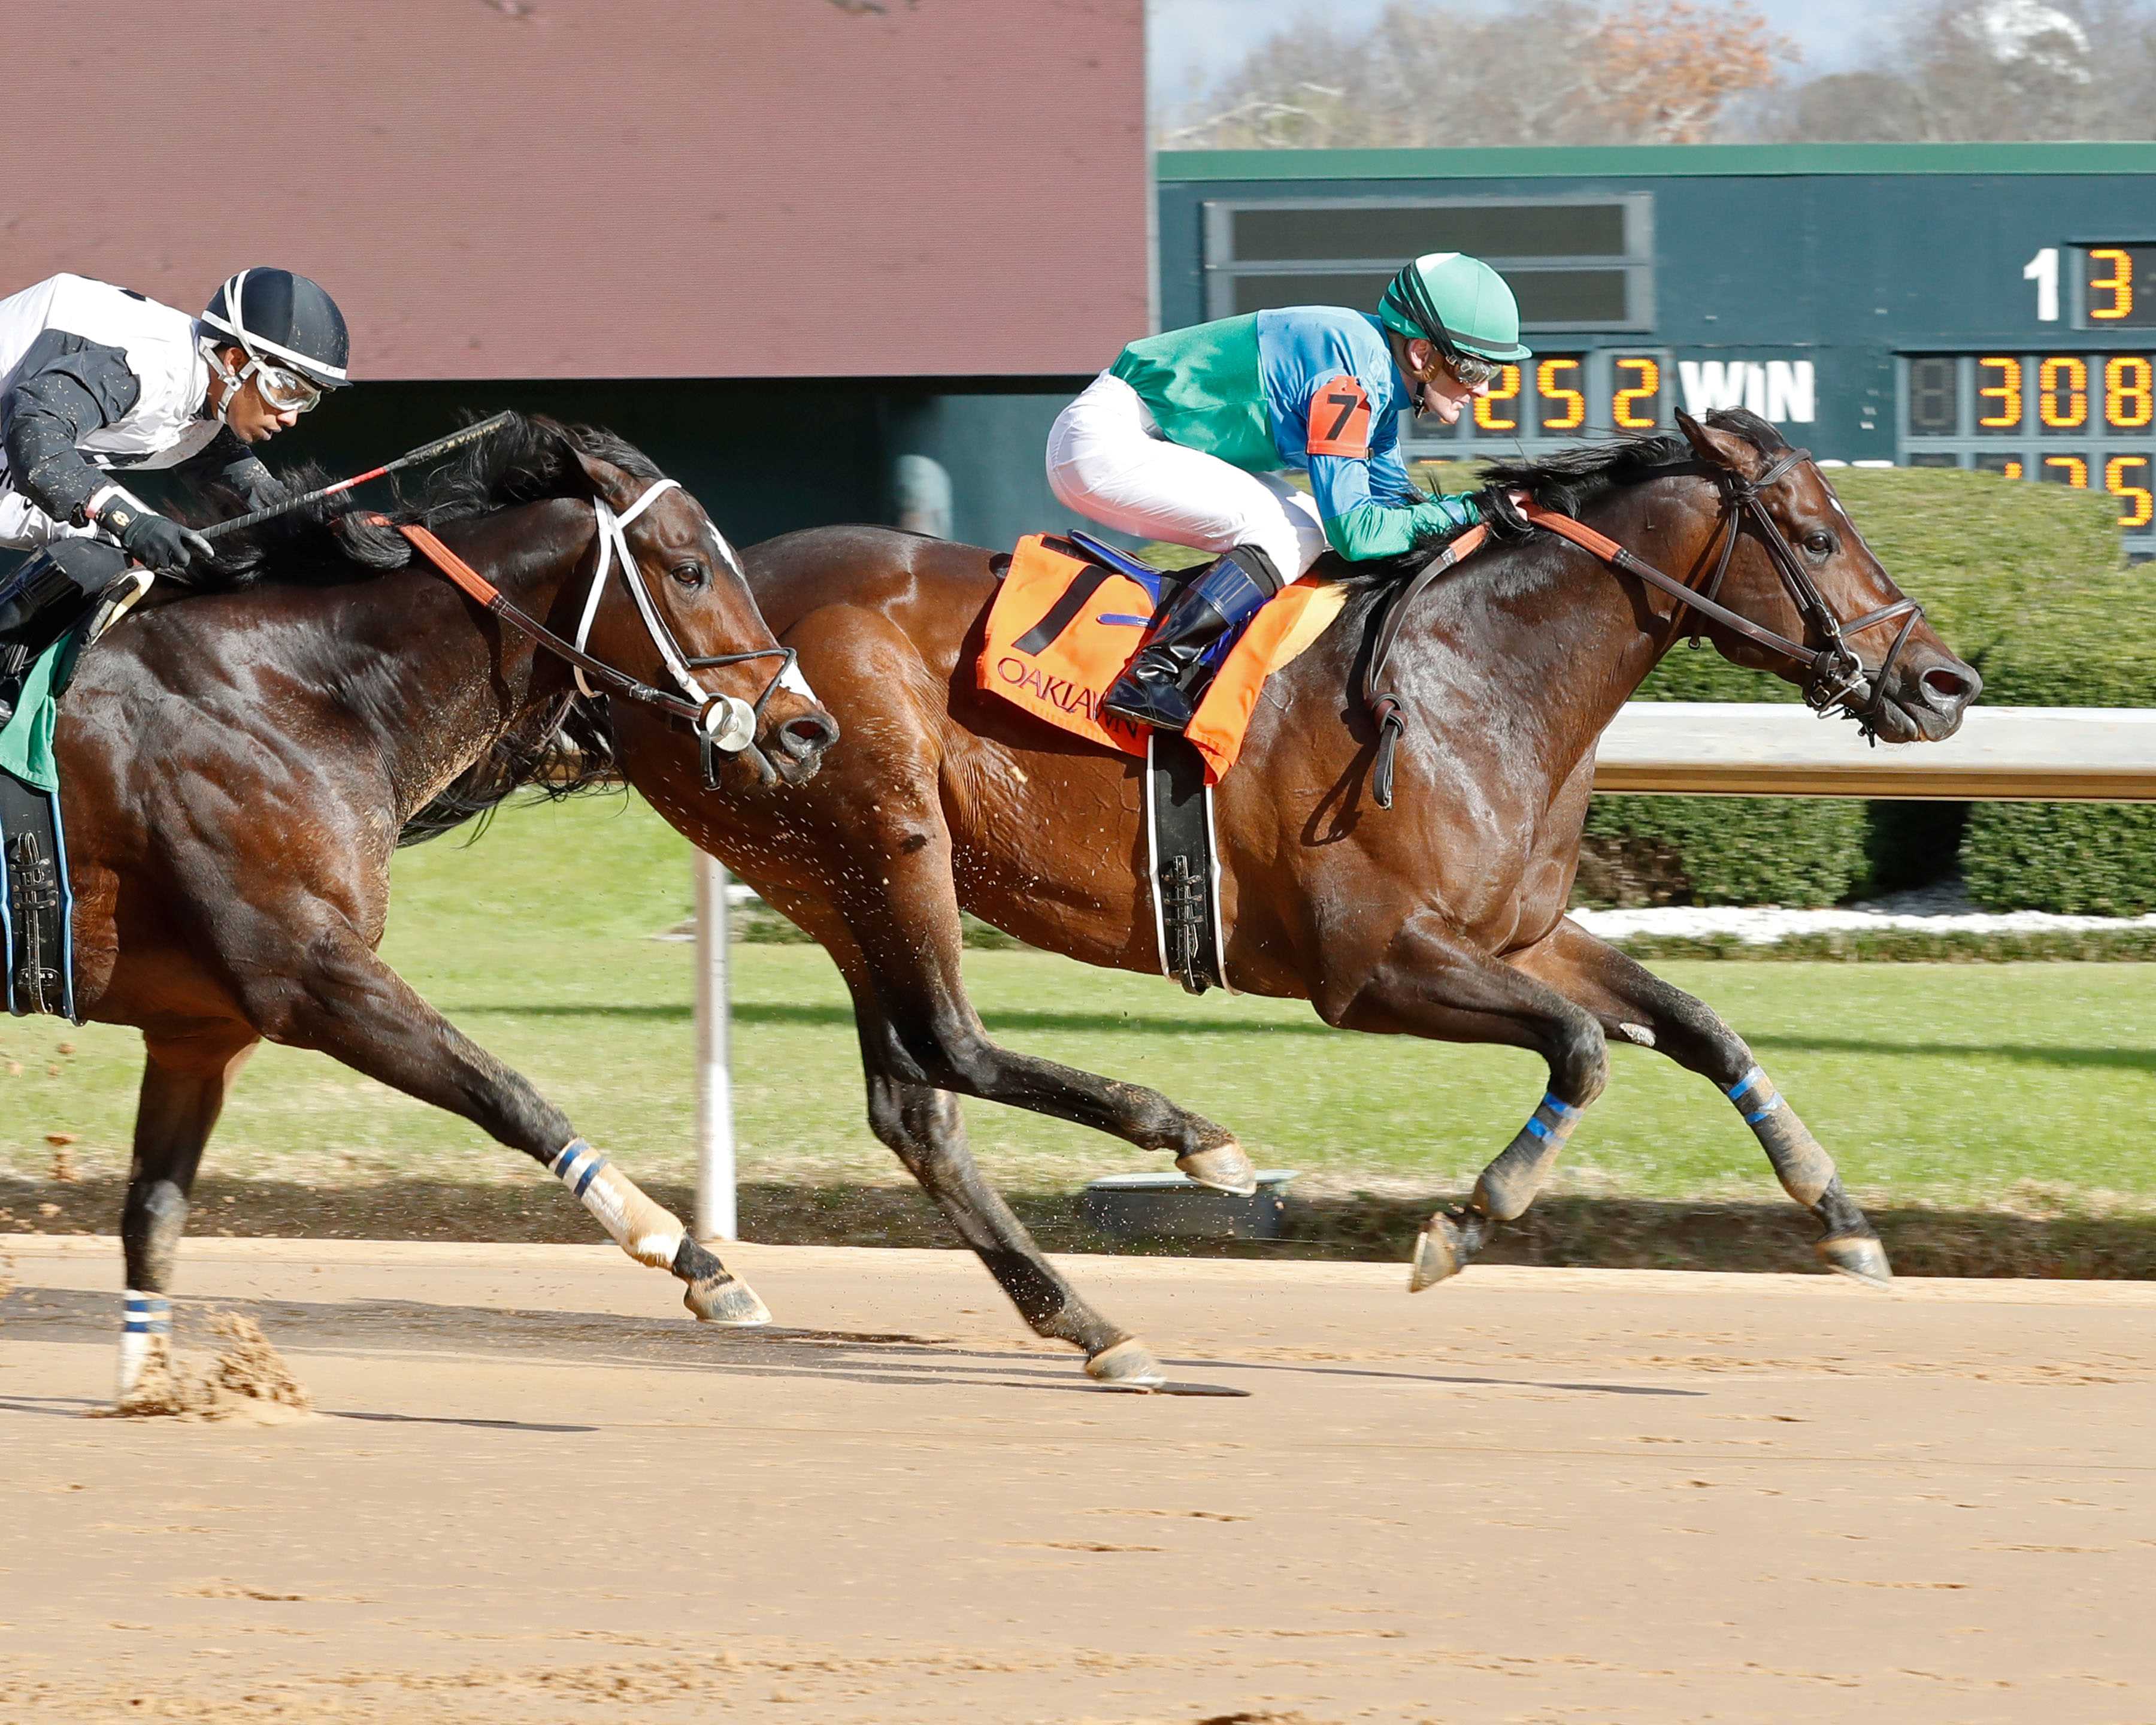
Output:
[
  {"xmin": 1518, "ymin": 448, "xmax": 1924, "ymax": 736},
  {"xmin": 396, "ymin": 476, "xmax": 807, "ymax": 788},
  {"xmin": 1360, "ymin": 445, "xmax": 1927, "ymax": 807}
]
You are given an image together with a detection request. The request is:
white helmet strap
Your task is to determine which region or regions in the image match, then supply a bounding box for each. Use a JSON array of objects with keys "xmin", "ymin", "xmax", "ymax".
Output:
[{"xmin": 201, "ymin": 335, "xmax": 241, "ymax": 425}]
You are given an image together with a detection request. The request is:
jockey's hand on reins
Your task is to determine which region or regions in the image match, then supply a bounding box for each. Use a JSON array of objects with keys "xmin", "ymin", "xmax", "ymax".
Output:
[{"xmin": 1471, "ymin": 486, "xmax": 1536, "ymax": 542}]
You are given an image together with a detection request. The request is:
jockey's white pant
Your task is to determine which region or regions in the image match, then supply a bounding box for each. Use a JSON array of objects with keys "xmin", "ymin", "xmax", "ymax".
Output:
[
  {"xmin": 0, "ymin": 488, "xmax": 88, "ymax": 553},
  {"xmin": 1046, "ymin": 372, "xmax": 1329, "ymax": 580}
]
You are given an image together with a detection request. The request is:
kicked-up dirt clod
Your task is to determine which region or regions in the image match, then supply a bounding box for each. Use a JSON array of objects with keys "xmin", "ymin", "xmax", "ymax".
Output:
[{"xmin": 90, "ymin": 1310, "xmax": 311, "ymax": 1424}]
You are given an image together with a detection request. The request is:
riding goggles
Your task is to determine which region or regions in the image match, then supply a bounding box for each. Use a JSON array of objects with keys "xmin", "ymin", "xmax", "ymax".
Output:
[
  {"xmin": 1442, "ymin": 349, "xmax": 1503, "ymax": 389},
  {"xmin": 208, "ymin": 343, "xmax": 322, "ymax": 417},
  {"xmin": 240, "ymin": 356, "xmax": 323, "ymax": 414}
]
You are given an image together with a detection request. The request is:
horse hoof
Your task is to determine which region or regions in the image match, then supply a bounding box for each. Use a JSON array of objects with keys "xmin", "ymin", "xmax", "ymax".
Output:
[
  {"xmin": 1176, "ymin": 1142, "xmax": 1257, "ymax": 1197},
  {"xmin": 1408, "ymin": 1214, "xmax": 1465, "ymax": 1292},
  {"xmin": 1086, "ymin": 1339, "xmax": 1165, "ymax": 1391},
  {"xmin": 1818, "ymin": 1234, "xmax": 1893, "ymax": 1288},
  {"xmin": 684, "ymin": 1275, "xmax": 772, "ymax": 1325}
]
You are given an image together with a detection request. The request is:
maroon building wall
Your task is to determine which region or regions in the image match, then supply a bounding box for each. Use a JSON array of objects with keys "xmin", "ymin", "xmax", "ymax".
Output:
[{"xmin": 13, "ymin": 0, "xmax": 1146, "ymax": 380}]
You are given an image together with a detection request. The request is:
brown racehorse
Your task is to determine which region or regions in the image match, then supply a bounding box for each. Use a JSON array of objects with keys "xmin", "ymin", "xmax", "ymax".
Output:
[
  {"xmin": 613, "ymin": 408, "xmax": 1981, "ymax": 1391},
  {"xmin": 54, "ymin": 414, "xmax": 837, "ymax": 1397}
]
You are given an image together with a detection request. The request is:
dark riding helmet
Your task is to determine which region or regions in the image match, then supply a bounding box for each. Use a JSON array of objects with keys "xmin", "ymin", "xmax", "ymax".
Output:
[{"xmin": 200, "ymin": 268, "xmax": 352, "ymax": 392}]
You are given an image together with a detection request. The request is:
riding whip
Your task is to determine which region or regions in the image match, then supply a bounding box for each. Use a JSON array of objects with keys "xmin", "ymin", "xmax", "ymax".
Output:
[{"xmin": 199, "ymin": 411, "xmax": 520, "ymax": 544}]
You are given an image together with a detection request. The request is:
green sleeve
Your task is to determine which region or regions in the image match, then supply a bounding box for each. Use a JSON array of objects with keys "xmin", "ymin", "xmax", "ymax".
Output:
[{"xmin": 1321, "ymin": 491, "xmax": 1483, "ymax": 562}]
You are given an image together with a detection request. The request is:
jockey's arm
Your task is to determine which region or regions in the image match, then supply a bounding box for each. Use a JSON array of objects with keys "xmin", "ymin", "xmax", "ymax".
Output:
[
  {"xmin": 1309, "ymin": 447, "xmax": 1482, "ymax": 562},
  {"xmin": 0, "ymin": 332, "xmax": 143, "ymax": 529},
  {"xmin": 188, "ymin": 425, "xmax": 286, "ymax": 509}
]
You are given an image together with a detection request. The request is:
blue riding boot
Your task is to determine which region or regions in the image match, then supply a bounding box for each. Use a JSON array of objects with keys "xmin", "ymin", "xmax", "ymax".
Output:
[{"xmin": 1101, "ymin": 544, "xmax": 1283, "ymax": 733}]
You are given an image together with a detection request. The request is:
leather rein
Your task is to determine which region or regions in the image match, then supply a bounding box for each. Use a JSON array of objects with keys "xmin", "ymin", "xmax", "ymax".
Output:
[
  {"xmin": 1361, "ymin": 448, "xmax": 1924, "ymax": 807},
  {"xmin": 391, "ymin": 476, "xmax": 801, "ymax": 788}
]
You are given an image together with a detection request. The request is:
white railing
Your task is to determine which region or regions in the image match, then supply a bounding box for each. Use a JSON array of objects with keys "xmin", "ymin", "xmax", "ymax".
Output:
[{"xmin": 1595, "ymin": 704, "xmax": 2156, "ymax": 800}]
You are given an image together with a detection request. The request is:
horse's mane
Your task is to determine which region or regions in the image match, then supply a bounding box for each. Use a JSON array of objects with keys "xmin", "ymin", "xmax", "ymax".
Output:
[
  {"xmin": 167, "ymin": 413, "xmax": 660, "ymax": 845},
  {"xmin": 169, "ymin": 411, "xmax": 663, "ymax": 590},
  {"xmin": 1337, "ymin": 407, "xmax": 1789, "ymax": 590}
]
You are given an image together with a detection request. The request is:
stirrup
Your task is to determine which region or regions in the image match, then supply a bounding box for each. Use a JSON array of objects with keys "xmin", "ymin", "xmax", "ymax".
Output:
[
  {"xmin": 85, "ymin": 569, "xmax": 154, "ymax": 644},
  {"xmin": 0, "ymin": 635, "xmax": 35, "ymax": 724}
]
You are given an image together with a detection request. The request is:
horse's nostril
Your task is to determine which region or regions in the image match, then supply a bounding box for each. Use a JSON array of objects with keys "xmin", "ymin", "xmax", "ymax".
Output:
[
  {"xmin": 779, "ymin": 713, "xmax": 839, "ymax": 758},
  {"xmin": 1922, "ymin": 665, "xmax": 1980, "ymax": 706}
]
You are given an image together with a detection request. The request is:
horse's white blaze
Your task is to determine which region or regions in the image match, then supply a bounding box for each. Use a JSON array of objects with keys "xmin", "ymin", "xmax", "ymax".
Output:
[
  {"xmin": 707, "ymin": 520, "xmax": 746, "ymax": 579},
  {"xmin": 776, "ymin": 656, "xmax": 818, "ymax": 704}
]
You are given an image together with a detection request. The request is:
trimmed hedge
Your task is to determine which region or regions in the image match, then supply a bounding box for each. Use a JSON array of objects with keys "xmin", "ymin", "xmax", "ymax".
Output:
[
  {"xmin": 1578, "ymin": 794, "xmax": 1867, "ymax": 908},
  {"xmin": 1963, "ymin": 803, "xmax": 2156, "ymax": 914},
  {"xmin": 1585, "ymin": 468, "xmax": 2133, "ymax": 910},
  {"xmin": 1961, "ymin": 576, "xmax": 2156, "ymax": 913}
]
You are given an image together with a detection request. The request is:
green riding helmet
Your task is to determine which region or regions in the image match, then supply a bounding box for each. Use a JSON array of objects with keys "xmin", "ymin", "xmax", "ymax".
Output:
[{"xmin": 1377, "ymin": 252, "xmax": 1532, "ymax": 363}]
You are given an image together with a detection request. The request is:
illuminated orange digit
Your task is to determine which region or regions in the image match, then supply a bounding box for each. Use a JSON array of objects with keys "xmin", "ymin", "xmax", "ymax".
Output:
[
  {"xmin": 1978, "ymin": 358, "xmax": 2023, "ymax": 429},
  {"xmin": 2106, "ymin": 456, "xmax": 2154, "ymax": 528},
  {"xmin": 1612, "ymin": 357, "xmax": 1661, "ymax": 429},
  {"xmin": 1474, "ymin": 365, "xmax": 1521, "ymax": 432},
  {"xmin": 2039, "ymin": 357, "xmax": 2088, "ymax": 428},
  {"xmin": 2004, "ymin": 459, "xmax": 2024, "ymax": 480},
  {"xmin": 2089, "ymin": 249, "xmax": 2136, "ymax": 322},
  {"xmin": 1536, "ymin": 359, "xmax": 1584, "ymax": 431},
  {"xmin": 2042, "ymin": 455, "xmax": 2090, "ymax": 488},
  {"xmin": 2105, "ymin": 356, "xmax": 2153, "ymax": 428}
]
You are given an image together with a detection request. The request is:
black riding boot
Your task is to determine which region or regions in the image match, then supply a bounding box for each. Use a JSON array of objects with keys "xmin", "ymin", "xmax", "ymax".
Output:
[
  {"xmin": 0, "ymin": 540, "xmax": 131, "ymax": 725},
  {"xmin": 1101, "ymin": 544, "xmax": 1283, "ymax": 733}
]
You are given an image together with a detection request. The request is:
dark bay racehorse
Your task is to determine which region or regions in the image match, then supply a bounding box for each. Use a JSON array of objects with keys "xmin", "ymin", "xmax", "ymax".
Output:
[
  {"xmin": 616, "ymin": 409, "xmax": 1981, "ymax": 1390},
  {"xmin": 56, "ymin": 413, "xmax": 836, "ymax": 1397}
]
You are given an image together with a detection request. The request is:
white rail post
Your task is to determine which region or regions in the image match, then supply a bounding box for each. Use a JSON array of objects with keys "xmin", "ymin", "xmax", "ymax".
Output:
[{"xmin": 693, "ymin": 849, "xmax": 737, "ymax": 1241}]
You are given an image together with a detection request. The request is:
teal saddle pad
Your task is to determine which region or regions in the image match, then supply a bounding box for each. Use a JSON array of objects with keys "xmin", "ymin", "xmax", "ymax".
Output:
[{"xmin": 0, "ymin": 631, "xmax": 83, "ymax": 1021}]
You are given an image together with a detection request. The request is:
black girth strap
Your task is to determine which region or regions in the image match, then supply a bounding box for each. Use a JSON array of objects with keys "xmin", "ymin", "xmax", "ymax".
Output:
[
  {"xmin": 1144, "ymin": 731, "xmax": 1229, "ymax": 994},
  {"xmin": 1360, "ymin": 523, "xmax": 1488, "ymax": 809},
  {"xmin": 0, "ymin": 771, "xmax": 77, "ymax": 1021}
]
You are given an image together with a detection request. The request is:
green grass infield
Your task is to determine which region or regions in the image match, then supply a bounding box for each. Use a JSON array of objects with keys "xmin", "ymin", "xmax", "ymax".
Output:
[{"xmin": 3, "ymin": 795, "xmax": 2153, "ymax": 1275}]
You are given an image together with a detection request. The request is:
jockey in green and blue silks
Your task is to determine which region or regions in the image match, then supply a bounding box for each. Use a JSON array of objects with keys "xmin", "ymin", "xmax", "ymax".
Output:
[{"xmin": 1046, "ymin": 251, "xmax": 1532, "ymax": 733}]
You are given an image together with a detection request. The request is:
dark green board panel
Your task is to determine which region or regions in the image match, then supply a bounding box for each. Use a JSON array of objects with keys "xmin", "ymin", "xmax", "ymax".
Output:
[{"xmin": 1158, "ymin": 144, "xmax": 2156, "ymax": 552}]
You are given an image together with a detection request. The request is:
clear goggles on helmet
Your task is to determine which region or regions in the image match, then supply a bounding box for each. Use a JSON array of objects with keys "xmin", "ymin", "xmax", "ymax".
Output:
[
  {"xmin": 209, "ymin": 343, "xmax": 323, "ymax": 416},
  {"xmin": 239, "ymin": 354, "xmax": 323, "ymax": 414}
]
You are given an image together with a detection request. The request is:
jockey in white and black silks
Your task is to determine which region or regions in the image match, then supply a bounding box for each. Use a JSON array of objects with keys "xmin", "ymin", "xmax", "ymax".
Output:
[
  {"xmin": 0, "ymin": 268, "xmax": 352, "ymax": 714},
  {"xmin": 1047, "ymin": 252, "xmax": 1533, "ymax": 733}
]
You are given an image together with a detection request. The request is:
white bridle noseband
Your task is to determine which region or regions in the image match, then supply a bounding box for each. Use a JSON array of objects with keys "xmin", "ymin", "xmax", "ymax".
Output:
[{"xmin": 569, "ymin": 477, "xmax": 758, "ymax": 752}]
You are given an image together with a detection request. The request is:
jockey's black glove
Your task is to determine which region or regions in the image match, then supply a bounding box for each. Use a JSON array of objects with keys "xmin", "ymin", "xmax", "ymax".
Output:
[
  {"xmin": 219, "ymin": 449, "xmax": 289, "ymax": 512},
  {"xmin": 95, "ymin": 499, "xmax": 215, "ymax": 574},
  {"xmin": 1471, "ymin": 485, "xmax": 1536, "ymax": 543}
]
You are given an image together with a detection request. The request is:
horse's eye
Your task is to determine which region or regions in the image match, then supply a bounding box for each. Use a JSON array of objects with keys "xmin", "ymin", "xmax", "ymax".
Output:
[
  {"xmin": 670, "ymin": 561, "xmax": 706, "ymax": 590},
  {"xmin": 1803, "ymin": 532, "xmax": 1834, "ymax": 557}
]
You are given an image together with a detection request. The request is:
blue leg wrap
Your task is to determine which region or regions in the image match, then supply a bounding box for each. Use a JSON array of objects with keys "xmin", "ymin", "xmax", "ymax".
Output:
[{"xmin": 1728, "ymin": 1065, "xmax": 1837, "ymax": 1206}]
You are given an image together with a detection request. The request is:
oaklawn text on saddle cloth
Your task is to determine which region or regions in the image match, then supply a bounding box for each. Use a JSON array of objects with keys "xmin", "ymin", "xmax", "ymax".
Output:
[{"xmin": 979, "ymin": 534, "xmax": 1349, "ymax": 779}]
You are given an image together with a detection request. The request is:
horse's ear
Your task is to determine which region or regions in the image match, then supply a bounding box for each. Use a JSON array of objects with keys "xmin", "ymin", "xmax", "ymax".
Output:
[
  {"xmin": 562, "ymin": 440, "xmax": 635, "ymax": 510},
  {"xmin": 1675, "ymin": 408, "xmax": 1764, "ymax": 478}
]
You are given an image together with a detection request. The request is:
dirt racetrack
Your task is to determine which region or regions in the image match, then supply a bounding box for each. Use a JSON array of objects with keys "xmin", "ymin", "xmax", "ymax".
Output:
[{"xmin": 2, "ymin": 1238, "xmax": 2152, "ymax": 1723}]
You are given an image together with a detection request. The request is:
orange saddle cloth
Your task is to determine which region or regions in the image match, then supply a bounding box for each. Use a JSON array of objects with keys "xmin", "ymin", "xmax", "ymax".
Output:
[{"xmin": 977, "ymin": 535, "xmax": 1349, "ymax": 781}]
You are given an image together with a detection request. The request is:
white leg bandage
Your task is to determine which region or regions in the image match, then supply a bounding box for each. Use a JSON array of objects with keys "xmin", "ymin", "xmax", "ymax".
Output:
[
  {"xmin": 117, "ymin": 1290, "xmax": 171, "ymax": 1400},
  {"xmin": 550, "ymin": 1140, "xmax": 684, "ymax": 1269}
]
